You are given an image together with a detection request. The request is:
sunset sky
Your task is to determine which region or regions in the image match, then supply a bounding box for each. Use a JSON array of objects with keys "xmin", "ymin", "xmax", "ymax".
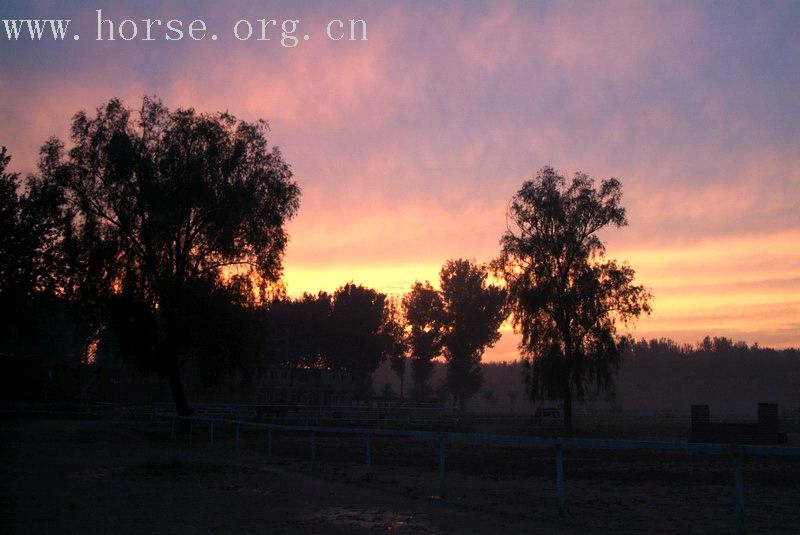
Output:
[{"xmin": 1, "ymin": 1, "xmax": 798, "ymax": 358}]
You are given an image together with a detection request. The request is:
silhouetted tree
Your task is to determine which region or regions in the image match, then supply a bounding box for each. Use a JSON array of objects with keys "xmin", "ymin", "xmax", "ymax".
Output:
[
  {"xmin": 0, "ymin": 146, "xmax": 34, "ymax": 353},
  {"xmin": 329, "ymin": 283, "xmax": 393, "ymax": 398},
  {"xmin": 263, "ymin": 286, "xmax": 400, "ymax": 399},
  {"xmin": 439, "ymin": 259, "xmax": 507, "ymax": 410},
  {"xmin": 506, "ymin": 390, "xmax": 518, "ymax": 410},
  {"xmin": 380, "ymin": 381, "xmax": 397, "ymax": 400},
  {"xmin": 178, "ymin": 278, "xmax": 266, "ymax": 390},
  {"xmin": 495, "ymin": 166, "xmax": 651, "ymax": 431},
  {"xmin": 402, "ymin": 281, "xmax": 444, "ymax": 400},
  {"xmin": 98, "ymin": 277, "xmax": 266, "ymax": 391},
  {"xmin": 44, "ymin": 97, "xmax": 300, "ymax": 415},
  {"xmin": 385, "ymin": 301, "xmax": 409, "ymax": 399},
  {"xmin": 0, "ymin": 147, "xmax": 84, "ymax": 359},
  {"xmin": 266, "ymin": 292, "xmax": 333, "ymax": 370},
  {"xmin": 0, "ymin": 147, "xmax": 65, "ymax": 297}
]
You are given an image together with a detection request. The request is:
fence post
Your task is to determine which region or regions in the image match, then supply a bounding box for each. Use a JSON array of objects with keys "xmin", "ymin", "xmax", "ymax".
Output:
[
  {"xmin": 439, "ymin": 434, "xmax": 446, "ymax": 500},
  {"xmin": 365, "ymin": 433, "xmax": 372, "ymax": 476},
  {"xmin": 733, "ymin": 445, "xmax": 745, "ymax": 534},
  {"xmin": 170, "ymin": 415, "xmax": 176, "ymax": 439},
  {"xmin": 235, "ymin": 424, "xmax": 240, "ymax": 452},
  {"xmin": 555, "ymin": 441, "xmax": 566, "ymax": 516},
  {"xmin": 310, "ymin": 431, "xmax": 316, "ymax": 472},
  {"xmin": 268, "ymin": 429, "xmax": 273, "ymax": 463},
  {"xmin": 210, "ymin": 423, "xmax": 214, "ymax": 445}
]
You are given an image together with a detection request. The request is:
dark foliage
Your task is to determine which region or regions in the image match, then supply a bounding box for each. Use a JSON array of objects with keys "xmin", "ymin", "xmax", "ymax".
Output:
[
  {"xmin": 0, "ymin": 146, "xmax": 86, "ymax": 360},
  {"xmin": 263, "ymin": 283, "xmax": 399, "ymax": 399},
  {"xmin": 329, "ymin": 283, "xmax": 394, "ymax": 397},
  {"xmin": 25, "ymin": 97, "xmax": 300, "ymax": 414},
  {"xmin": 439, "ymin": 259, "xmax": 507, "ymax": 409},
  {"xmin": 495, "ymin": 166, "xmax": 651, "ymax": 430},
  {"xmin": 265, "ymin": 291, "xmax": 333, "ymax": 369},
  {"xmin": 617, "ymin": 337, "xmax": 800, "ymax": 412},
  {"xmin": 402, "ymin": 281, "xmax": 445, "ymax": 400},
  {"xmin": 385, "ymin": 300, "xmax": 409, "ymax": 399}
]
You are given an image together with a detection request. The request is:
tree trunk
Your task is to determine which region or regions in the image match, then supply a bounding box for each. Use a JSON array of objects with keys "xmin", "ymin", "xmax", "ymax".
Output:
[
  {"xmin": 158, "ymin": 299, "xmax": 191, "ymax": 419},
  {"xmin": 167, "ymin": 361, "xmax": 191, "ymax": 417},
  {"xmin": 400, "ymin": 375, "xmax": 404, "ymax": 400},
  {"xmin": 561, "ymin": 324, "xmax": 574, "ymax": 432},
  {"xmin": 563, "ymin": 390, "xmax": 573, "ymax": 432}
]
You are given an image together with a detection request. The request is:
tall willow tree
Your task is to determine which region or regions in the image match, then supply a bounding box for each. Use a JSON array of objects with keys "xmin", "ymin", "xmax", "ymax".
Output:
[
  {"xmin": 47, "ymin": 97, "xmax": 300, "ymax": 415},
  {"xmin": 495, "ymin": 166, "xmax": 651, "ymax": 431}
]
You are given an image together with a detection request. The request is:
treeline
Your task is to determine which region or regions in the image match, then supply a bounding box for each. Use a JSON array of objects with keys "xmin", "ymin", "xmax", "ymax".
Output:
[
  {"xmin": 260, "ymin": 258, "xmax": 507, "ymax": 407},
  {"xmin": 0, "ymin": 99, "xmax": 506, "ymax": 412},
  {"xmin": 375, "ymin": 337, "xmax": 797, "ymax": 413},
  {"xmin": 373, "ymin": 359, "xmax": 530, "ymax": 411},
  {"xmin": 1, "ymin": 134, "xmax": 507, "ymax": 407},
  {"xmin": 617, "ymin": 337, "xmax": 800, "ymax": 414},
  {"xmin": 9, "ymin": 96, "xmax": 771, "ymax": 429}
]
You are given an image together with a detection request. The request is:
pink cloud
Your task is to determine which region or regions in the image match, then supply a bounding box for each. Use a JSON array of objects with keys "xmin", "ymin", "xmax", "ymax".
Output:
[{"xmin": 1, "ymin": 1, "xmax": 798, "ymax": 354}]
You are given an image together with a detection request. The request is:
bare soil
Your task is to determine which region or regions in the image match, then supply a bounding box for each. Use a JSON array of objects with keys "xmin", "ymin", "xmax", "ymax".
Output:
[{"xmin": 0, "ymin": 419, "xmax": 568, "ymax": 534}]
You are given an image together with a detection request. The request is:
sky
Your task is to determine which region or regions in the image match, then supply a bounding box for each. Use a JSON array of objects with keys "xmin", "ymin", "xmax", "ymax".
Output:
[{"xmin": 1, "ymin": 1, "xmax": 798, "ymax": 358}]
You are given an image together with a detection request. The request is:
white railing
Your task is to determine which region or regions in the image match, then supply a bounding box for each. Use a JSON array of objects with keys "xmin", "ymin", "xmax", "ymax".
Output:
[{"xmin": 164, "ymin": 413, "xmax": 800, "ymax": 535}]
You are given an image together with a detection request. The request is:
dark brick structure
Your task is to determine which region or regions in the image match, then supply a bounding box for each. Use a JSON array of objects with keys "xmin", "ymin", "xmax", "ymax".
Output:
[{"xmin": 689, "ymin": 403, "xmax": 788, "ymax": 444}]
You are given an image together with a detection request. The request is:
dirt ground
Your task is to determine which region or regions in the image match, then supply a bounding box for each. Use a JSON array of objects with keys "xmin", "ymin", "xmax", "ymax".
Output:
[
  {"xmin": 2, "ymin": 419, "xmax": 799, "ymax": 534},
  {"xmin": 0, "ymin": 419, "xmax": 575, "ymax": 534}
]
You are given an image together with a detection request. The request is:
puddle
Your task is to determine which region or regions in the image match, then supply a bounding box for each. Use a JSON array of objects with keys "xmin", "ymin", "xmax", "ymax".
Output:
[
  {"xmin": 69, "ymin": 468, "xmax": 113, "ymax": 481},
  {"xmin": 312, "ymin": 506, "xmax": 437, "ymax": 533}
]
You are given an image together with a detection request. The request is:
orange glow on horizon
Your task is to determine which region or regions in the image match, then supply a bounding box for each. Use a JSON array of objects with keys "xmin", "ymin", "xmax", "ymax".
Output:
[{"xmin": 283, "ymin": 228, "xmax": 800, "ymax": 358}]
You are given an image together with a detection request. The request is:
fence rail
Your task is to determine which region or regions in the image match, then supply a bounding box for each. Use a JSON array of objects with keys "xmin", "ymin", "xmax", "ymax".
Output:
[
  {"xmin": 164, "ymin": 413, "xmax": 800, "ymax": 535},
  {"xmin": 9, "ymin": 401, "xmax": 796, "ymax": 431}
]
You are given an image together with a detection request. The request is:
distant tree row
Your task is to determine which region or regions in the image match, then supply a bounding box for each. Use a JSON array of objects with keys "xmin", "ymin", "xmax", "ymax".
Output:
[
  {"xmin": 374, "ymin": 337, "xmax": 800, "ymax": 415},
  {"xmin": 262, "ymin": 283, "xmax": 394, "ymax": 399},
  {"xmin": 400, "ymin": 259, "xmax": 507, "ymax": 408},
  {"xmin": 629, "ymin": 336, "xmax": 770, "ymax": 356},
  {"xmin": 619, "ymin": 337, "xmax": 800, "ymax": 413},
  {"xmin": 262, "ymin": 259, "xmax": 507, "ymax": 409}
]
